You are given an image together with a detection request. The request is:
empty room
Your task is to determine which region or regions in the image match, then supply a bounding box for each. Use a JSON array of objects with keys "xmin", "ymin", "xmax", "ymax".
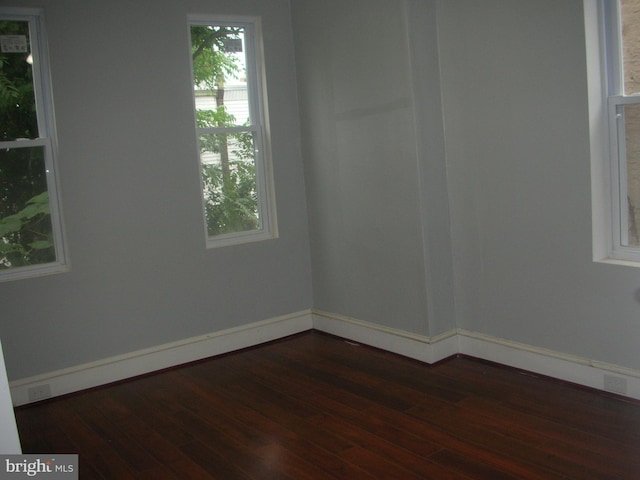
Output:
[{"xmin": 0, "ymin": 0, "xmax": 639, "ymax": 478}]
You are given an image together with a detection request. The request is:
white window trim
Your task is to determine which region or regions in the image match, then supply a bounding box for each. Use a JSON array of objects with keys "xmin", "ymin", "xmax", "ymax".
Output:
[
  {"xmin": 585, "ymin": 0, "xmax": 640, "ymax": 265},
  {"xmin": 187, "ymin": 15, "xmax": 278, "ymax": 249},
  {"xmin": 0, "ymin": 8, "xmax": 68, "ymax": 282}
]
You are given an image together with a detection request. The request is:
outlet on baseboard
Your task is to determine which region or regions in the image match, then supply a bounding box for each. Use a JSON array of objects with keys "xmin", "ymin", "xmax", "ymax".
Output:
[
  {"xmin": 27, "ymin": 384, "xmax": 52, "ymax": 402},
  {"xmin": 603, "ymin": 374, "xmax": 627, "ymax": 395}
]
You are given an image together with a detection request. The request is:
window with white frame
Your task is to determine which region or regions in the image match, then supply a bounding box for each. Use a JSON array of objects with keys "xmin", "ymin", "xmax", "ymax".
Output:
[
  {"xmin": 599, "ymin": 0, "xmax": 640, "ymax": 261},
  {"xmin": 188, "ymin": 16, "xmax": 277, "ymax": 247},
  {"xmin": 0, "ymin": 8, "xmax": 66, "ymax": 281}
]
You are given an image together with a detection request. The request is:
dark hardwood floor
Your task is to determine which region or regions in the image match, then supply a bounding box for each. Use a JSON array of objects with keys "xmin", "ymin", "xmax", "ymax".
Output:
[{"xmin": 14, "ymin": 331, "xmax": 640, "ymax": 479}]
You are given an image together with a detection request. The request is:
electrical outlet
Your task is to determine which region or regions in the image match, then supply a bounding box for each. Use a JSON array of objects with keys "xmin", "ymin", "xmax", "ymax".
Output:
[
  {"xmin": 603, "ymin": 374, "xmax": 627, "ymax": 395},
  {"xmin": 27, "ymin": 384, "xmax": 52, "ymax": 402}
]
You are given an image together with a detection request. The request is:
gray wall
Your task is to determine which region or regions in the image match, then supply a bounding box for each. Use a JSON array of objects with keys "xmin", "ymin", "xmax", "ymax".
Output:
[
  {"xmin": 3, "ymin": 0, "xmax": 640, "ymax": 383},
  {"xmin": 439, "ymin": 0, "xmax": 640, "ymax": 369},
  {"xmin": 293, "ymin": 0, "xmax": 640, "ymax": 371},
  {"xmin": 291, "ymin": 0, "xmax": 456, "ymax": 337},
  {"xmin": 0, "ymin": 0, "xmax": 312, "ymax": 380}
]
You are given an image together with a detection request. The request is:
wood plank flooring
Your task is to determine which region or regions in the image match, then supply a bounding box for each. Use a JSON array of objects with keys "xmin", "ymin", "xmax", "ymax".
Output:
[{"xmin": 14, "ymin": 331, "xmax": 640, "ymax": 479}]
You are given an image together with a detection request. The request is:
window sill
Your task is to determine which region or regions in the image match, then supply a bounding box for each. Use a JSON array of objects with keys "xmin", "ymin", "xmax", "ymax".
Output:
[
  {"xmin": 0, "ymin": 262, "xmax": 69, "ymax": 283},
  {"xmin": 205, "ymin": 229, "xmax": 277, "ymax": 249}
]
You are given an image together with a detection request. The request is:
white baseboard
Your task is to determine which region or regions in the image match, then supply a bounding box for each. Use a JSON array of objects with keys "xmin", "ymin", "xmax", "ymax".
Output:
[
  {"xmin": 10, "ymin": 309, "xmax": 640, "ymax": 405},
  {"xmin": 311, "ymin": 310, "xmax": 640, "ymax": 401},
  {"xmin": 311, "ymin": 310, "xmax": 458, "ymax": 364},
  {"xmin": 10, "ymin": 310, "xmax": 313, "ymax": 406},
  {"xmin": 457, "ymin": 329, "xmax": 640, "ymax": 400}
]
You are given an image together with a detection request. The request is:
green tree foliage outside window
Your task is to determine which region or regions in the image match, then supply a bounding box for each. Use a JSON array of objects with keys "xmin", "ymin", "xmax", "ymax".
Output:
[
  {"xmin": 0, "ymin": 19, "xmax": 56, "ymax": 269},
  {"xmin": 190, "ymin": 24, "xmax": 260, "ymax": 237}
]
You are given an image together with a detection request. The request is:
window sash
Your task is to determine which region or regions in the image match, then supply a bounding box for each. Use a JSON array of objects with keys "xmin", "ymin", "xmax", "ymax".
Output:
[
  {"xmin": 0, "ymin": 9, "xmax": 67, "ymax": 281},
  {"xmin": 188, "ymin": 15, "xmax": 276, "ymax": 247},
  {"xmin": 608, "ymin": 95, "xmax": 640, "ymax": 259}
]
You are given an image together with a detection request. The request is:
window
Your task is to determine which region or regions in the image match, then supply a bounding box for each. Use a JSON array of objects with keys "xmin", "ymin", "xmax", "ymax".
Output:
[
  {"xmin": 0, "ymin": 8, "xmax": 66, "ymax": 281},
  {"xmin": 188, "ymin": 16, "xmax": 277, "ymax": 247},
  {"xmin": 592, "ymin": 0, "xmax": 640, "ymax": 262}
]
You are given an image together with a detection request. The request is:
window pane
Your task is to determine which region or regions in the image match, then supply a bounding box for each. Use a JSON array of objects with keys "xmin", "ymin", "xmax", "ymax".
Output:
[
  {"xmin": 621, "ymin": 0, "xmax": 640, "ymax": 95},
  {"xmin": 191, "ymin": 25, "xmax": 250, "ymax": 128},
  {"xmin": 0, "ymin": 19, "xmax": 39, "ymax": 140},
  {"xmin": 0, "ymin": 146, "xmax": 55, "ymax": 268},
  {"xmin": 623, "ymin": 103, "xmax": 640, "ymax": 246},
  {"xmin": 199, "ymin": 132, "xmax": 260, "ymax": 236}
]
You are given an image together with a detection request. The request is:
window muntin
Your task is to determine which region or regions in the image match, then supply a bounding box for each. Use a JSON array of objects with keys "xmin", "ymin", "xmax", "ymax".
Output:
[
  {"xmin": 188, "ymin": 16, "xmax": 276, "ymax": 247},
  {"xmin": 0, "ymin": 10, "xmax": 66, "ymax": 280}
]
